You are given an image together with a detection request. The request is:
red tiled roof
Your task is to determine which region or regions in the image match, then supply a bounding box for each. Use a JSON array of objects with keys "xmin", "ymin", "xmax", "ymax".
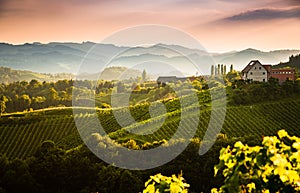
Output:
[{"xmin": 262, "ymin": 65, "xmax": 272, "ymax": 72}]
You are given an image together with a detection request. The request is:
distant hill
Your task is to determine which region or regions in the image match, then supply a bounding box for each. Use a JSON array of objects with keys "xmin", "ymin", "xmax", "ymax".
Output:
[
  {"xmin": 0, "ymin": 66, "xmax": 73, "ymax": 83},
  {"xmin": 0, "ymin": 66, "xmax": 142, "ymax": 83},
  {"xmin": 272, "ymin": 54, "xmax": 300, "ymax": 70},
  {"xmin": 212, "ymin": 48, "xmax": 300, "ymax": 69},
  {"xmin": 76, "ymin": 66, "xmax": 142, "ymax": 80},
  {"xmin": 0, "ymin": 42, "xmax": 299, "ymax": 75}
]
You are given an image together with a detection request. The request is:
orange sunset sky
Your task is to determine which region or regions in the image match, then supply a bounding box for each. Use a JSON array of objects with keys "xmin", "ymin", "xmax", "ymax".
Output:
[{"xmin": 0, "ymin": 0, "xmax": 299, "ymax": 52}]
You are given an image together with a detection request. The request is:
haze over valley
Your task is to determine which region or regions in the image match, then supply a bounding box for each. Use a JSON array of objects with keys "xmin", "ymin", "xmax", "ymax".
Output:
[{"xmin": 0, "ymin": 42, "xmax": 299, "ymax": 81}]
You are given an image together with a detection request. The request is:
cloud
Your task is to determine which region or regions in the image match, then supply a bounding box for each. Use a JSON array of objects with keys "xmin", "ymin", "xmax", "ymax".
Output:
[
  {"xmin": 0, "ymin": 0, "xmax": 36, "ymax": 17},
  {"xmin": 0, "ymin": 0, "xmax": 120, "ymax": 18},
  {"xmin": 285, "ymin": 0, "xmax": 300, "ymax": 6},
  {"xmin": 0, "ymin": 0, "xmax": 9, "ymax": 14},
  {"xmin": 0, "ymin": 0, "xmax": 7, "ymax": 6},
  {"xmin": 216, "ymin": 0, "xmax": 300, "ymax": 8},
  {"xmin": 224, "ymin": 7, "xmax": 300, "ymax": 21}
]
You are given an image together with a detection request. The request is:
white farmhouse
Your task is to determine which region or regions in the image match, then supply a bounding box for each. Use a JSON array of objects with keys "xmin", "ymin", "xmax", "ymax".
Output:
[{"xmin": 242, "ymin": 60, "xmax": 271, "ymax": 82}]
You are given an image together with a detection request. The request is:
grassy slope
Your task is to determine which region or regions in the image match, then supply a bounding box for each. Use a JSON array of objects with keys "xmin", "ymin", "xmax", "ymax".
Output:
[
  {"xmin": 112, "ymin": 98, "xmax": 300, "ymax": 143},
  {"xmin": 0, "ymin": 67, "xmax": 73, "ymax": 83},
  {"xmin": 0, "ymin": 98, "xmax": 300, "ymax": 159}
]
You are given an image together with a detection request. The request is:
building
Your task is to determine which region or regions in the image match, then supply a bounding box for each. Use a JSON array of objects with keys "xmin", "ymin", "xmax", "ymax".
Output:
[
  {"xmin": 242, "ymin": 60, "xmax": 296, "ymax": 83},
  {"xmin": 242, "ymin": 60, "xmax": 271, "ymax": 82},
  {"xmin": 270, "ymin": 68, "xmax": 295, "ymax": 83}
]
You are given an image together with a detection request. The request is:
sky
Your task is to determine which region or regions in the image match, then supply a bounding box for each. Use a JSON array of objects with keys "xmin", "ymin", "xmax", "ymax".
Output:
[{"xmin": 0, "ymin": 0, "xmax": 299, "ymax": 52}]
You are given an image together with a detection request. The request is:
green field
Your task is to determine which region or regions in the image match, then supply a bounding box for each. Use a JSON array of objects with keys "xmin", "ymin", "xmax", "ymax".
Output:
[{"xmin": 1, "ymin": 98, "xmax": 300, "ymax": 159}]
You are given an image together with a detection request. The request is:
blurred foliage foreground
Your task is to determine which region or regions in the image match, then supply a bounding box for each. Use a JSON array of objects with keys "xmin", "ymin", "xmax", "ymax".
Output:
[{"xmin": 144, "ymin": 130, "xmax": 300, "ymax": 193}]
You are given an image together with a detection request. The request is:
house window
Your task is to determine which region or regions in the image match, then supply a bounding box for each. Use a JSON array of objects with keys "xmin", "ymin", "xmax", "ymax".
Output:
[
  {"xmin": 259, "ymin": 67, "xmax": 261, "ymax": 70},
  {"xmin": 250, "ymin": 72, "xmax": 253, "ymax": 75},
  {"xmin": 254, "ymin": 67, "xmax": 257, "ymax": 69},
  {"xmin": 263, "ymin": 72, "xmax": 265, "ymax": 75},
  {"xmin": 263, "ymin": 79, "xmax": 265, "ymax": 82}
]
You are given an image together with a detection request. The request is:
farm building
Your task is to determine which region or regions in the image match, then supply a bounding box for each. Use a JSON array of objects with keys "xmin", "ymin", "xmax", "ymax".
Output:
[
  {"xmin": 270, "ymin": 68, "xmax": 295, "ymax": 83},
  {"xmin": 242, "ymin": 60, "xmax": 295, "ymax": 83},
  {"xmin": 242, "ymin": 60, "xmax": 271, "ymax": 82}
]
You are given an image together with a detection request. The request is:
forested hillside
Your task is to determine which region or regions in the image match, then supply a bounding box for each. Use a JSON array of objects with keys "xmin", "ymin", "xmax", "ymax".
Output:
[
  {"xmin": 0, "ymin": 97, "xmax": 300, "ymax": 192},
  {"xmin": 273, "ymin": 54, "xmax": 300, "ymax": 70},
  {"xmin": 1, "ymin": 71, "xmax": 300, "ymax": 193}
]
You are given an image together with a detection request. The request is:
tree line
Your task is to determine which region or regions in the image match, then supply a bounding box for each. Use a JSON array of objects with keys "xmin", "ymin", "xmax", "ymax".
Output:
[
  {"xmin": 0, "ymin": 79, "xmax": 102, "ymax": 114},
  {"xmin": 0, "ymin": 76, "xmax": 214, "ymax": 114},
  {"xmin": 0, "ymin": 79, "xmax": 73, "ymax": 114},
  {"xmin": 211, "ymin": 64, "xmax": 234, "ymax": 76},
  {"xmin": 230, "ymin": 77, "xmax": 300, "ymax": 105},
  {"xmin": 274, "ymin": 53, "xmax": 300, "ymax": 70},
  {"xmin": 0, "ymin": 135, "xmax": 260, "ymax": 193}
]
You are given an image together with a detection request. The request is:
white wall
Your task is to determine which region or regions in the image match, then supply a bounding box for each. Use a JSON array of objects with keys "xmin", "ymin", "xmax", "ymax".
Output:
[{"xmin": 246, "ymin": 62, "xmax": 268, "ymax": 82}]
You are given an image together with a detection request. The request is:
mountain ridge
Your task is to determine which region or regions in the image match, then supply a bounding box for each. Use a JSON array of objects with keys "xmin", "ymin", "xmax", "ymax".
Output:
[{"xmin": 0, "ymin": 42, "xmax": 299, "ymax": 75}]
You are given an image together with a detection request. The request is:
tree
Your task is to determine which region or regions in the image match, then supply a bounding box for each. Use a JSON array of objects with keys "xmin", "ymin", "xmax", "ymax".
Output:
[
  {"xmin": 32, "ymin": 96, "xmax": 46, "ymax": 109},
  {"xmin": 0, "ymin": 95, "xmax": 8, "ymax": 115},
  {"xmin": 142, "ymin": 69, "xmax": 147, "ymax": 82},
  {"xmin": 29, "ymin": 79, "xmax": 40, "ymax": 88},
  {"xmin": 221, "ymin": 64, "xmax": 224, "ymax": 75},
  {"xmin": 118, "ymin": 170, "xmax": 142, "ymax": 193},
  {"xmin": 192, "ymin": 79, "xmax": 202, "ymax": 90},
  {"xmin": 2, "ymin": 158, "xmax": 37, "ymax": 193},
  {"xmin": 143, "ymin": 173, "xmax": 189, "ymax": 193},
  {"xmin": 223, "ymin": 65, "xmax": 227, "ymax": 75},
  {"xmin": 0, "ymin": 155, "xmax": 9, "ymax": 187},
  {"xmin": 46, "ymin": 88, "xmax": 58, "ymax": 103},
  {"xmin": 31, "ymin": 140, "xmax": 66, "ymax": 193},
  {"xmin": 63, "ymin": 151, "xmax": 98, "ymax": 193},
  {"xmin": 217, "ymin": 64, "xmax": 221, "ymax": 75},
  {"xmin": 230, "ymin": 64, "xmax": 233, "ymax": 73},
  {"xmin": 19, "ymin": 94, "xmax": 31, "ymax": 110},
  {"xmin": 211, "ymin": 65, "xmax": 214, "ymax": 76},
  {"xmin": 54, "ymin": 79, "xmax": 69, "ymax": 91}
]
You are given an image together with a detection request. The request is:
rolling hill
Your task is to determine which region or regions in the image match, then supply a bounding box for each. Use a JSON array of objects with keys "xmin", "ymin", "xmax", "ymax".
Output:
[
  {"xmin": 0, "ymin": 66, "xmax": 74, "ymax": 83},
  {"xmin": 1, "ymin": 97, "xmax": 300, "ymax": 159},
  {"xmin": 0, "ymin": 66, "xmax": 143, "ymax": 83},
  {"xmin": 273, "ymin": 54, "xmax": 300, "ymax": 70},
  {"xmin": 0, "ymin": 42, "xmax": 299, "ymax": 75}
]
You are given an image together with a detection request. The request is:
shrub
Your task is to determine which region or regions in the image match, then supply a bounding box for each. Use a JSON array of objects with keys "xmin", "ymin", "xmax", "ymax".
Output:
[
  {"xmin": 143, "ymin": 173, "xmax": 189, "ymax": 193},
  {"xmin": 211, "ymin": 130, "xmax": 300, "ymax": 193}
]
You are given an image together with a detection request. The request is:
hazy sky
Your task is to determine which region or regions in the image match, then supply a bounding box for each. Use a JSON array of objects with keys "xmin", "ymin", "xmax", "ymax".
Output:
[{"xmin": 0, "ymin": 0, "xmax": 299, "ymax": 52}]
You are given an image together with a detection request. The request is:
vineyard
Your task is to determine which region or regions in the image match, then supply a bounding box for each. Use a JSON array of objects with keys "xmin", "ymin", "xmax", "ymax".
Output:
[
  {"xmin": 0, "ymin": 98, "xmax": 300, "ymax": 159},
  {"xmin": 110, "ymin": 98, "xmax": 300, "ymax": 143}
]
